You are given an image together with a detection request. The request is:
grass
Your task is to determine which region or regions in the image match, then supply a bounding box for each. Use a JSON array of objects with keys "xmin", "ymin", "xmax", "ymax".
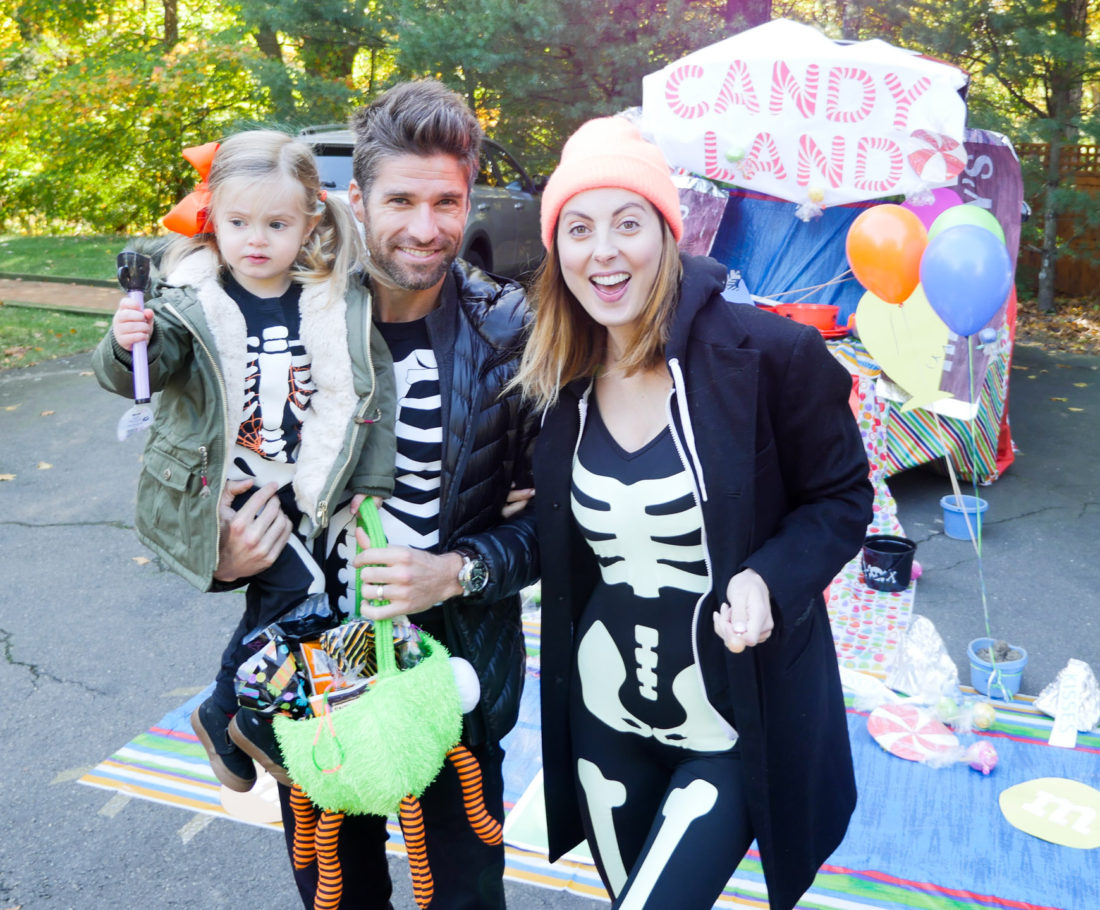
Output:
[
  {"xmin": 0, "ymin": 234, "xmax": 130, "ymax": 283},
  {"xmin": 0, "ymin": 303, "xmax": 109, "ymax": 370}
]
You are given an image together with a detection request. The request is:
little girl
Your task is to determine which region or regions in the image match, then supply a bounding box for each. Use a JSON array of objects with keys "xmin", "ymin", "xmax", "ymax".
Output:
[{"xmin": 93, "ymin": 131, "xmax": 396, "ymax": 793}]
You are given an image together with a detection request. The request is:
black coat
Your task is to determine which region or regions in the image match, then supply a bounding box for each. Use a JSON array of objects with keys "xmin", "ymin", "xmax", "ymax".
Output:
[
  {"xmin": 533, "ymin": 255, "xmax": 873, "ymax": 910},
  {"xmin": 420, "ymin": 261, "xmax": 540, "ymax": 746}
]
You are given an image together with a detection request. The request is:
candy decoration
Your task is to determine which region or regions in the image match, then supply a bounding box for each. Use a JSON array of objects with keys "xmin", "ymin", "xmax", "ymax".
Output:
[
  {"xmin": 972, "ymin": 702, "xmax": 997, "ymax": 730},
  {"xmin": 966, "ymin": 740, "xmax": 998, "ymax": 775},
  {"xmin": 867, "ymin": 703, "xmax": 958, "ymax": 762}
]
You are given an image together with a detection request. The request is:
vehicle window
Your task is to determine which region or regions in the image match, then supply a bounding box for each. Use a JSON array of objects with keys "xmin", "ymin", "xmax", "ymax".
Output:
[
  {"xmin": 311, "ymin": 145, "xmax": 354, "ymax": 192},
  {"xmin": 476, "ymin": 153, "xmax": 497, "ymax": 187},
  {"xmin": 495, "ymin": 150, "xmax": 529, "ymax": 193}
]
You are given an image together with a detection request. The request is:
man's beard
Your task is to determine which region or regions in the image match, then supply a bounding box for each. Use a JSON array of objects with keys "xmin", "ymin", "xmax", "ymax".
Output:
[{"xmin": 364, "ymin": 232, "xmax": 455, "ymax": 291}]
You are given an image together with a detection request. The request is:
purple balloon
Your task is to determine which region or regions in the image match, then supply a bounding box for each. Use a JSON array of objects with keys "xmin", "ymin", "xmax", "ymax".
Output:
[
  {"xmin": 919, "ymin": 225, "xmax": 1013, "ymax": 337},
  {"xmin": 902, "ymin": 186, "xmax": 963, "ymax": 231}
]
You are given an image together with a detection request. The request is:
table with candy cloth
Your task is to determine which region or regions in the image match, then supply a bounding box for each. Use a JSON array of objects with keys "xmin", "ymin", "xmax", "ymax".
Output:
[{"xmin": 828, "ymin": 332, "xmax": 1014, "ymax": 484}]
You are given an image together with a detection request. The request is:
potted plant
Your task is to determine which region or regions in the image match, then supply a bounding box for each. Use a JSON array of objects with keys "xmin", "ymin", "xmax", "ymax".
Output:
[{"xmin": 967, "ymin": 638, "xmax": 1028, "ymax": 700}]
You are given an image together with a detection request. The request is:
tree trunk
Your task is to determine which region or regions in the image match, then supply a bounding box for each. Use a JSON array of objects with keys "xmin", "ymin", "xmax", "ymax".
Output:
[
  {"xmin": 254, "ymin": 26, "xmax": 283, "ymax": 62},
  {"xmin": 727, "ymin": 0, "xmax": 771, "ymax": 28},
  {"xmin": 162, "ymin": 0, "xmax": 178, "ymax": 50},
  {"xmin": 1037, "ymin": 141, "xmax": 1060, "ymax": 313}
]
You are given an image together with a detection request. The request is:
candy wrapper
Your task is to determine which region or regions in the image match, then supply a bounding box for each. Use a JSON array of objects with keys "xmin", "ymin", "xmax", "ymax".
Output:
[
  {"xmin": 885, "ymin": 614, "xmax": 960, "ymax": 703},
  {"xmin": 1034, "ymin": 658, "xmax": 1100, "ymax": 733},
  {"xmin": 923, "ymin": 740, "xmax": 999, "ymax": 775},
  {"xmin": 241, "ymin": 592, "xmax": 341, "ymax": 654},
  {"xmin": 235, "ymin": 638, "xmax": 311, "ymax": 718},
  {"xmin": 318, "ymin": 617, "xmax": 426, "ymax": 680}
]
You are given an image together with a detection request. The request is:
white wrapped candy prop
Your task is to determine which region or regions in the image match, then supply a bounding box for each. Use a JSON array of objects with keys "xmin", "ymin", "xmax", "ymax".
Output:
[
  {"xmin": 885, "ymin": 615, "xmax": 959, "ymax": 703},
  {"xmin": 1034, "ymin": 658, "xmax": 1100, "ymax": 749}
]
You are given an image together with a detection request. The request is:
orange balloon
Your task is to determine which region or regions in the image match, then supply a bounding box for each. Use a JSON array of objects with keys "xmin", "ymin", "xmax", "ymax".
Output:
[{"xmin": 845, "ymin": 204, "xmax": 928, "ymax": 305}]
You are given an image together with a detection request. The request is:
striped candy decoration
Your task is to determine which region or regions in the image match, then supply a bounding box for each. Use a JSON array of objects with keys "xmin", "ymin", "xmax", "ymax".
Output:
[{"xmin": 664, "ymin": 64, "xmax": 709, "ymax": 119}]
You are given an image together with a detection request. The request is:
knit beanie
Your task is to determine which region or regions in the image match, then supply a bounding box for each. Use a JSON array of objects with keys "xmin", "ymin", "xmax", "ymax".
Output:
[{"xmin": 540, "ymin": 116, "xmax": 683, "ymax": 249}]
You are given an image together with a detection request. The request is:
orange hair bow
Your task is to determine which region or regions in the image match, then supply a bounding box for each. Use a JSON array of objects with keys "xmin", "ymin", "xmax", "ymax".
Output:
[{"xmin": 162, "ymin": 142, "xmax": 220, "ymax": 236}]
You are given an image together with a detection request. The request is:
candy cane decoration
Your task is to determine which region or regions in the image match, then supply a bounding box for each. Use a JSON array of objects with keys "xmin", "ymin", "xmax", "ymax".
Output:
[
  {"xmin": 703, "ymin": 131, "xmax": 739, "ymax": 183},
  {"xmin": 665, "ymin": 64, "xmax": 709, "ymax": 119},
  {"xmin": 855, "ymin": 136, "xmax": 903, "ymax": 193},
  {"xmin": 826, "ymin": 67, "xmax": 876, "ymax": 123},
  {"xmin": 884, "ymin": 73, "xmax": 932, "ymax": 130},
  {"xmin": 769, "ymin": 61, "xmax": 820, "ymax": 117},
  {"xmin": 797, "ymin": 134, "xmax": 845, "ymax": 189},
  {"xmin": 715, "ymin": 59, "xmax": 761, "ymax": 114}
]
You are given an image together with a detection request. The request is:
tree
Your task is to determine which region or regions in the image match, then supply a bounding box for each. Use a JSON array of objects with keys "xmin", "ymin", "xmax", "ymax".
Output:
[{"xmin": 876, "ymin": 0, "xmax": 1100, "ymax": 311}]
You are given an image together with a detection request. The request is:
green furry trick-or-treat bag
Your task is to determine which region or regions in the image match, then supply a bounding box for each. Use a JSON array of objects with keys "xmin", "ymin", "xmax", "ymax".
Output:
[{"xmin": 273, "ymin": 500, "xmax": 462, "ymax": 816}]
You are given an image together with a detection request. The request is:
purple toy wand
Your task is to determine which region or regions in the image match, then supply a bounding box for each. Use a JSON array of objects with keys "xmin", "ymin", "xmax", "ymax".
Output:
[{"xmin": 115, "ymin": 250, "xmax": 154, "ymax": 441}]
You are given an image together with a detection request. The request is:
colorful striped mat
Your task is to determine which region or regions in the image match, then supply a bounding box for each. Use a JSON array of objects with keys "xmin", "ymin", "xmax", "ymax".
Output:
[{"xmin": 80, "ymin": 609, "xmax": 1097, "ymax": 909}]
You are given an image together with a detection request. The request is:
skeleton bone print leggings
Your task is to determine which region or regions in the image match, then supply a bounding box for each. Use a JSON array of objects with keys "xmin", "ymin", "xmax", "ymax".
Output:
[{"xmin": 569, "ymin": 403, "xmax": 753, "ymax": 908}]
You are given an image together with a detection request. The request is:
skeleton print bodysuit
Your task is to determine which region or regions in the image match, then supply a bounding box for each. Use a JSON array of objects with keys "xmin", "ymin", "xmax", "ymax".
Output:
[{"xmin": 568, "ymin": 395, "xmax": 751, "ymax": 909}]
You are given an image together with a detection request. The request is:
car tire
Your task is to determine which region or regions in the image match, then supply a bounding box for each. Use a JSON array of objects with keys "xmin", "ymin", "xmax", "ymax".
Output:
[{"xmin": 463, "ymin": 246, "xmax": 489, "ymax": 272}]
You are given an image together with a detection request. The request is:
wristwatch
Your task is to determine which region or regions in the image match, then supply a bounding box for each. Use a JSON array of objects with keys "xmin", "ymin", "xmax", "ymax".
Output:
[{"xmin": 456, "ymin": 547, "xmax": 489, "ymax": 597}]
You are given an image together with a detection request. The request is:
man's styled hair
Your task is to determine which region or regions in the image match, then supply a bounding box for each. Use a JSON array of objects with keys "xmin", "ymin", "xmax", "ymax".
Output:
[{"xmin": 350, "ymin": 80, "xmax": 483, "ymax": 195}]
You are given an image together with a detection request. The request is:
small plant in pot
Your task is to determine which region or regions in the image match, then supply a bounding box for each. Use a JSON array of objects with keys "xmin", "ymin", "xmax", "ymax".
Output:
[{"xmin": 967, "ymin": 637, "xmax": 1028, "ymax": 700}]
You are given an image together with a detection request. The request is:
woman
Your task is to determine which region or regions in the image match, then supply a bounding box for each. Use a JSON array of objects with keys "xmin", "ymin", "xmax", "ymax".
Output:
[{"xmin": 516, "ymin": 117, "xmax": 873, "ymax": 910}]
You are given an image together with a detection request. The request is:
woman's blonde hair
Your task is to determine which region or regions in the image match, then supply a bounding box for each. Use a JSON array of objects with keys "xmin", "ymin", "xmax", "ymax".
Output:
[
  {"xmin": 163, "ymin": 130, "xmax": 362, "ymax": 304},
  {"xmin": 511, "ymin": 217, "xmax": 682, "ymax": 411}
]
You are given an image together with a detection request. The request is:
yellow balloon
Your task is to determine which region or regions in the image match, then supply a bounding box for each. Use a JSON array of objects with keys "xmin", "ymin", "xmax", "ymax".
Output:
[{"xmin": 856, "ymin": 286, "xmax": 954, "ymax": 412}]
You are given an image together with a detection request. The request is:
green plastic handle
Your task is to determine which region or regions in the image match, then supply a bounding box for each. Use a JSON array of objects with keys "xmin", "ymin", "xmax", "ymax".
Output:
[{"xmin": 354, "ymin": 499, "xmax": 397, "ymax": 678}]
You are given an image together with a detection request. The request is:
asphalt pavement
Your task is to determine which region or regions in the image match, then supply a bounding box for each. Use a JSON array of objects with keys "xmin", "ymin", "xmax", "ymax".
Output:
[{"xmin": 1, "ymin": 282, "xmax": 1098, "ymax": 909}]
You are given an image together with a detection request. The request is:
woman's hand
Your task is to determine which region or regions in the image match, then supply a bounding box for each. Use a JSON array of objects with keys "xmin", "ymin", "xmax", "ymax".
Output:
[
  {"xmin": 112, "ymin": 296, "xmax": 153, "ymax": 352},
  {"xmin": 501, "ymin": 484, "xmax": 535, "ymax": 519},
  {"xmin": 713, "ymin": 568, "xmax": 774, "ymax": 653}
]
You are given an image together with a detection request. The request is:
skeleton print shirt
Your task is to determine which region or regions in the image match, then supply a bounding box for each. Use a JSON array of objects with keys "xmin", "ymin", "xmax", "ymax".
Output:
[
  {"xmin": 571, "ymin": 396, "xmax": 735, "ymax": 752},
  {"xmin": 224, "ymin": 274, "xmax": 314, "ymax": 491}
]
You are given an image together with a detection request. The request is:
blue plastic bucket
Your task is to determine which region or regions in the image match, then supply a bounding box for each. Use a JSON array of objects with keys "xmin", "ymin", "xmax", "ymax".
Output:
[
  {"xmin": 967, "ymin": 637, "xmax": 1027, "ymax": 700},
  {"xmin": 940, "ymin": 494, "xmax": 989, "ymax": 540}
]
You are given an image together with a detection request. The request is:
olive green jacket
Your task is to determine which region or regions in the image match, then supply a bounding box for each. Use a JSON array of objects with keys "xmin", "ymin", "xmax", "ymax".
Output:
[{"xmin": 93, "ymin": 249, "xmax": 396, "ymax": 591}]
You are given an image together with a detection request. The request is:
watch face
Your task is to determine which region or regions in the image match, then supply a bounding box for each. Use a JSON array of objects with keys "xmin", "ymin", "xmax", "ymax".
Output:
[{"xmin": 461, "ymin": 557, "xmax": 489, "ymax": 594}]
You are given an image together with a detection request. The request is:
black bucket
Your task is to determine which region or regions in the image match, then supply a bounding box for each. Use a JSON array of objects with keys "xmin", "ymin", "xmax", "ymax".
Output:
[{"xmin": 860, "ymin": 535, "xmax": 917, "ymax": 592}]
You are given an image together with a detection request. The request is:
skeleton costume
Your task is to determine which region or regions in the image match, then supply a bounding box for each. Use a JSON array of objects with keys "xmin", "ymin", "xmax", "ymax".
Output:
[
  {"xmin": 93, "ymin": 248, "xmax": 398, "ymax": 715},
  {"xmin": 534, "ymin": 254, "xmax": 873, "ymax": 910},
  {"xmin": 530, "ymin": 113, "xmax": 872, "ymax": 910}
]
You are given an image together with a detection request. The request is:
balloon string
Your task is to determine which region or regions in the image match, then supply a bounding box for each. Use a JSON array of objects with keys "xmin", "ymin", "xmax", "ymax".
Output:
[
  {"xmin": 931, "ymin": 340, "xmax": 1003, "ymax": 690},
  {"xmin": 751, "ymin": 268, "xmax": 854, "ymax": 305}
]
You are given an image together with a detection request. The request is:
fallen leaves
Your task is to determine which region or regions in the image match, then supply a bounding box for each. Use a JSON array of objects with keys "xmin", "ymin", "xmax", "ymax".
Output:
[
  {"xmin": 40, "ymin": 409, "xmax": 54, "ymax": 416},
  {"xmin": 0, "ymin": 473, "xmax": 15, "ymax": 481},
  {"xmin": 1015, "ymin": 296, "xmax": 1100, "ymax": 355},
  {"xmin": 132, "ymin": 556, "xmax": 151, "ymax": 566},
  {"xmin": 36, "ymin": 462, "xmax": 52, "ymax": 470}
]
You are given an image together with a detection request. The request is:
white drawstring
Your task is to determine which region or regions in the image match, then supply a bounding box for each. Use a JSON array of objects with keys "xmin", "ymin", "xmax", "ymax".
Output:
[{"xmin": 668, "ymin": 358, "xmax": 708, "ymax": 502}]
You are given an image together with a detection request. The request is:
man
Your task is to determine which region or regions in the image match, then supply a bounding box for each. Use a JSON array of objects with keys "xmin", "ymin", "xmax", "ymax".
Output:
[{"xmin": 225, "ymin": 80, "xmax": 538, "ymax": 909}]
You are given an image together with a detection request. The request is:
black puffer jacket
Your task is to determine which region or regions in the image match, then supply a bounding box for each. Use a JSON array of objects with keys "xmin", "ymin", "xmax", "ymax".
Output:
[{"xmin": 414, "ymin": 260, "xmax": 539, "ymax": 746}]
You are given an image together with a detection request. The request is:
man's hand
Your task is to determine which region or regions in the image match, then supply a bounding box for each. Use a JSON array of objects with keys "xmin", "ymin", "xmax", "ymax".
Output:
[
  {"xmin": 352, "ymin": 527, "xmax": 464, "ymax": 619},
  {"xmin": 213, "ymin": 479, "xmax": 293, "ymax": 583},
  {"xmin": 712, "ymin": 568, "xmax": 774, "ymax": 653}
]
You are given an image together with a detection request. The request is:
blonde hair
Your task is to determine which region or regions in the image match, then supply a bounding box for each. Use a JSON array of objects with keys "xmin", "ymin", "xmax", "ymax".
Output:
[
  {"xmin": 163, "ymin": 130, "xmax": 362, "ymax": 304},
  {"xmin": 512, "ymin": 218, "xmax": 682, "ymax": 411}
]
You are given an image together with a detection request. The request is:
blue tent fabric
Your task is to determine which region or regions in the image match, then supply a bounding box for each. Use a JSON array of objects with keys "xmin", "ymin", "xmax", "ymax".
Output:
[{"xmin": 708, "ymin": 189, "xmax": 875, "ymax": 325}]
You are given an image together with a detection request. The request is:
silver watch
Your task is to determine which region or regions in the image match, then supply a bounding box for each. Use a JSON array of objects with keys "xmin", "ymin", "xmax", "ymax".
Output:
[{"xmin": 457, "ymin": 548, "xmax": 489, "ymax": 597}]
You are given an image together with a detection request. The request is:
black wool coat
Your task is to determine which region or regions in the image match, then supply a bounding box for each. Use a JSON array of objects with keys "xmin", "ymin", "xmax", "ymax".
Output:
[{"xmin": 533, "ymin": 255, "xmax": 873, "ymax": 910}]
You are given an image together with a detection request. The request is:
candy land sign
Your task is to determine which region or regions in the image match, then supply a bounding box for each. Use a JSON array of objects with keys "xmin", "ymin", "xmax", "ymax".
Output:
[{"xmin": 641, "ymin": 19, "xmax": 969, "ymax": 208}]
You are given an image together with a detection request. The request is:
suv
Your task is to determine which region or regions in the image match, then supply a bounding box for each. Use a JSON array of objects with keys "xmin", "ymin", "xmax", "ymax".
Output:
[{"xmin": 301, "ymin": 126, "xmax": 544, "ymax": 279}]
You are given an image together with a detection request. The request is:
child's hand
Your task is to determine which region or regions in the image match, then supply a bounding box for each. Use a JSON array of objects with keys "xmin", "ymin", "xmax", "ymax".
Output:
[
  {"xmin": 501, "ymin": 484, "xmax": 534, "ymax": 519},
  {"xmin": 112, "ymin": 296, "xmax": 153, "ymax": 352}
]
